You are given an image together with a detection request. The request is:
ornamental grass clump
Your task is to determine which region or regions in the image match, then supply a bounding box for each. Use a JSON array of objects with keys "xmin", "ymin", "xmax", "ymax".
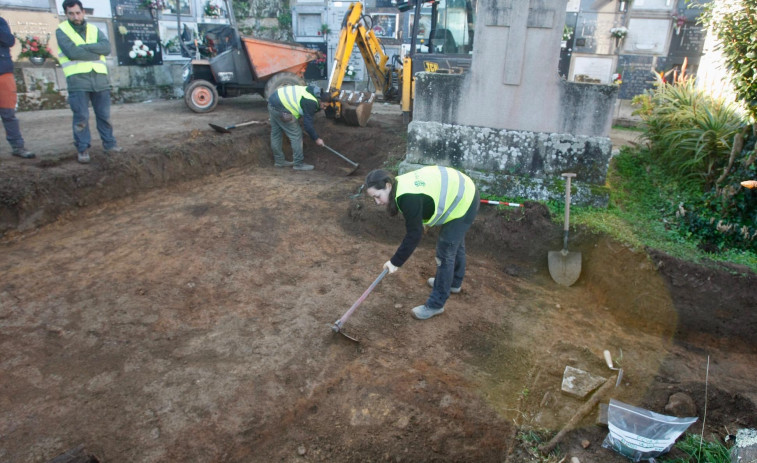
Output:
[{"xmin": 631, "ymin": 76, "xmax": 756, "ymax": 254}]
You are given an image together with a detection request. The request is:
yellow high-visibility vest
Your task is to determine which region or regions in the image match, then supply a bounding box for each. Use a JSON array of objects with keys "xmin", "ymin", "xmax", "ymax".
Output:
[
  {"xmin": 395, "ymin": 166, "xmax": 476, "ymax": 226},
  {"xmin": 277, "ymin": 85, "xmax": 317, "ymax": 119},
  {"xmin": 57, "ymin": 21, "xmax": 107, "ymax": 77}
]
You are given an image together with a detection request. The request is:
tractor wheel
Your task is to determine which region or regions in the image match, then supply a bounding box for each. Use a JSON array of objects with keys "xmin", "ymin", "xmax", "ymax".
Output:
[
  {"xmin": 185, "ymin": 79, "xmax": 218, "ymax": 113},
  {"xmin": 264, "ymin": 72, "xmax": 306, "ymax": 100}
]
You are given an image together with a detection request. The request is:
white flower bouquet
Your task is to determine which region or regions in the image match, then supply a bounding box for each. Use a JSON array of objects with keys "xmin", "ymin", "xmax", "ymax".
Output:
[
  {"xmin": 610, "ymin": 26, "xmax": 628, "ymax": 39},
  {"xmin": 128, "ymin": 40, "xmax": 155, "ymax": 65}
]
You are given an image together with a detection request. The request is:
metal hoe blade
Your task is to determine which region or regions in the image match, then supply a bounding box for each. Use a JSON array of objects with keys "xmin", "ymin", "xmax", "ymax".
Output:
[{"xmin": 331, "ymin": 323, "xmax": 359, "ymax": 342}]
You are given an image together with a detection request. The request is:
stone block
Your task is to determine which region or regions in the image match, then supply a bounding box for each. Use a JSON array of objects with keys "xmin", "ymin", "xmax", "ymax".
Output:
[
  {"xmin": 597, "ymin": 402, "xmax": 609, "ymax": 426},
  {"xmin": 731, "ymin": 428, "xmax": 757, "ymax": 463},
  {"xmin": 561, "ymin": 365, "xmax": 607, "ymax": 398}
]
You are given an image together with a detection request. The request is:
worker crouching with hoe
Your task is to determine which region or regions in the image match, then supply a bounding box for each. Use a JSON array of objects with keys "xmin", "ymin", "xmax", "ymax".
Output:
[
  {"xmin": 267, "ymin": 84, "xmax": 329, "ymax": 171},
  {"xmin": 364, "ymin": 166, "xmax": 480, "ymax": 320}
]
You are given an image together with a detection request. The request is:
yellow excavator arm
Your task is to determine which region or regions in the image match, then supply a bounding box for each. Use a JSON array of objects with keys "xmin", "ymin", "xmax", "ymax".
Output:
[{"xmin": 327, "ymin": 2, "xmax": 400, "ymax": 126}]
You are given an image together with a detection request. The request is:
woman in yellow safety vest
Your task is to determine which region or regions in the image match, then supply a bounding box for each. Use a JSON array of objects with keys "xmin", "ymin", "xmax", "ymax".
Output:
[{"xmin": 364, "ymin": 166, "xmax": 479, "ymax": 320}]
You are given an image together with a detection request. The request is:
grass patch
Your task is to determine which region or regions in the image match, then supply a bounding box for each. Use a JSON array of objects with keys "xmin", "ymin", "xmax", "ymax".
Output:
[
  {"xmin": 545, "ymin": 146, "xmax": 757, "ymax": 273},
  {"xmin": 612, "ymin": 124, "xmax": 645, "ymax": 132},
  {"xmin": 658, "ymin": 433, "xmax": 731, "ymax": 463}
]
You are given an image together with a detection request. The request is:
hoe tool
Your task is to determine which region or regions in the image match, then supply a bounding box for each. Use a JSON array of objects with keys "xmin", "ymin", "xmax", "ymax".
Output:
[
  {"xmin": 548, "ymin": 173, "xmax": 582, "ymax": 286},
  {"xmin": 209, "ymin": 120, "xmax": 267, "ymax": 134},
  {"xmin": 322, "ymin": 144, "xmax": 360, "ymax": 175},
  {"xmin": 332, "ymin": 268, "xmax": 388, "ymax": 342}
]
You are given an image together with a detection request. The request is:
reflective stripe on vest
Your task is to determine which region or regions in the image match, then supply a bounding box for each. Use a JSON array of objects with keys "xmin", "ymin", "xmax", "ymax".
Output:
[
  {"xmin": 395, "ymin": 166, "xmax": 476, "ymax": 226},
  {"xmin": 277, "ymin": 85, "xmax": 316, "ymax": 119},
  {"xmin": 57, "ymin": 22, "xmax": 107, "ymax": 77}
]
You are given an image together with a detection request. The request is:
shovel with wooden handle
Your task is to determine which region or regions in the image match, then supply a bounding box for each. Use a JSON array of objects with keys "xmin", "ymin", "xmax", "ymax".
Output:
[
  {"xmin": 548, "ymin": 173, "xmax": 582, "ymax": 286},
  {"xmin": 209, "ymin": 120, "xmax": 267, "ymax": 133}
]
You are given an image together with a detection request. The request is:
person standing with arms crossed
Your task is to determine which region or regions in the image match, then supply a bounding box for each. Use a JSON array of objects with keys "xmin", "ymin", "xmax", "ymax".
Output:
[
  {"xmin": 267, "ymin": 84, "xmax": 328, "ymax": 171},
  {"xmin": 57, "ymin": 0, "xmax": 123, "ymax": 164},
  {"xmin": 364, "ymin": 166, "xmax": 480, "ymax": 320},
  {"xmin": 0, "ymin": 15, "xmax": 35, "ymax": 162}
]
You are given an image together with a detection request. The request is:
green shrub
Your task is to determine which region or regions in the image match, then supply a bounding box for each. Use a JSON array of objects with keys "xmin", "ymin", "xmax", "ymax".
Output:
[
  {"xmin": 277, "ymin": 10, "xmax": 292, "ymax": 29},
  {"xmin": 674, "ymin": 131, "xmax": 756, "ymax": 253},
  {"xmin": 630, "ymin": 78, "xmax": 756, "ymax": 254}
]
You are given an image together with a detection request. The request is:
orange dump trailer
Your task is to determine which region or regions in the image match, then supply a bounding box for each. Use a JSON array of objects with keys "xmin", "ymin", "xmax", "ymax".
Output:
[{"xmin": 183, "ymin": 30, "xmax": 321, "ymax": 113}]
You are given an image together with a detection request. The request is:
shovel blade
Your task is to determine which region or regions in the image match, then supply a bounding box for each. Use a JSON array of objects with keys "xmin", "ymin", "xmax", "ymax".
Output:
[
  {"xmin": 548, "ymin": 250, "xmax": 582, "ymax": 286},
  {"xmin": 209, "ymin": 123, "xmax": 231, "ymax": 134}
]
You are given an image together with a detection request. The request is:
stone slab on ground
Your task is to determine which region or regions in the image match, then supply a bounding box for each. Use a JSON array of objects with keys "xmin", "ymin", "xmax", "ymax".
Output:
[
  {"xmin": 732, "ymin": 428, "xmax": 757, "ymax": 463},
  {"xmin": 561, "ymin": 365, "xmax": 607, "ymax": 398}
]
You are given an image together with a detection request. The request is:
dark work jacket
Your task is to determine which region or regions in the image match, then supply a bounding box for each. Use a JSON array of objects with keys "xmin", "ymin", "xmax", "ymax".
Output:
[
  {"xmin": 0, "ymin": 17, "xmax": 14, "ymax": 75},
  {"xmin": 268, "ymin": 89, "xmax": 321, "ymax": 141},
  {"xmin": 390, "ymin": 193, "xmax": 434, "ymax": 267}
]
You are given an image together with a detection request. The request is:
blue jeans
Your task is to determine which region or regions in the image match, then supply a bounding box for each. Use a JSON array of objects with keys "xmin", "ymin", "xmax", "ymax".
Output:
[
  {"xmin": 426, "ymin": 189, "xmax": 480, "ymax": 309},
  {"xmin": 268, "ymin": 104, "xmax": 304, "ymax": 164},
  {"xmin": 68, "ymin": 90, "xmax": 116, "ymax": 153},
  {"xmin": 0, "ymin": 107, "xmax": 24, "ymax": 149}
]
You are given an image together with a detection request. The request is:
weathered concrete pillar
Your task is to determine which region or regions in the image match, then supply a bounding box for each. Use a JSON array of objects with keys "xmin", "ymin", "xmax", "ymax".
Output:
[{"xmin": 404, "ymin": 0, "xmax": 618, "ymax": 206}]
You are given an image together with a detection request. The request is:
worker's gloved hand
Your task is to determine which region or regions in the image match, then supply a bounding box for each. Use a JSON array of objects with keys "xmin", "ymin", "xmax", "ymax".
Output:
[
  {"xmin": 315, "ymin": 138, "xmax": 325, "ymax": 147},
  {"xmin": 383, "ymin": 260, "xmax": 398, "ymax": 274}
]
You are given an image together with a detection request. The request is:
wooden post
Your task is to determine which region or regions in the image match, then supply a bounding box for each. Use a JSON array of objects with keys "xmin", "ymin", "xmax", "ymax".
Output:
[{"xmin": 539, "ymin": 374, "xmax": 618, "ymax": 456}]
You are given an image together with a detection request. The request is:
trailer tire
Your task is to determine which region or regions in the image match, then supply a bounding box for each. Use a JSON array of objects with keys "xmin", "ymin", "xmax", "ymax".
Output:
[
  {"xmin": 264, "ymin": 72, "xmax": 306, "ymax": 100},
  {"xmin": 185, "ymin": 80, "xmax": 219, "ymax": 113}
]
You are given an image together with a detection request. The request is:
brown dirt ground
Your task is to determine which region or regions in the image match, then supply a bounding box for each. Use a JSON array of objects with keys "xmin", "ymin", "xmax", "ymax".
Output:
[{"xmin": 1, "ymin": 96, "xmax": 756, "ymax": 463}]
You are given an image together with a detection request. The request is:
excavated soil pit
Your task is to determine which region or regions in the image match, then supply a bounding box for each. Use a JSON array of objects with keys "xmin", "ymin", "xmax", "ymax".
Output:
[{"xmin": 0, "ymin": 98, "xmax": 755, "ymax": 462}]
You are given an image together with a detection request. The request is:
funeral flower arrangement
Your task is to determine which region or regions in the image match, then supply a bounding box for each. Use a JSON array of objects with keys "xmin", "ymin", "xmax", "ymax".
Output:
[
  {"xmin": 15, "ymin": 34, "xmax": 56, "ymax": 61},
  {"xmin": 671, "ymin": 10, "xmax": 686, "ymax": 34},
  {"xmin": 562, "ymin": 25, "xmax": 573, "ymax": 41},
  {"xmin": 610, "ymin": 26, "xmax": 628, "ymax": 39},
  {"xmin": 141, "ymin": 0, "xmax": 166, "ymax": 9},
  {"xmin": 204, "ymin": 1, "xmax": 222, "ymax": 17},
  {"xmin": 129, "ymin": 40, "xmax": 155, "ymax": 65}
]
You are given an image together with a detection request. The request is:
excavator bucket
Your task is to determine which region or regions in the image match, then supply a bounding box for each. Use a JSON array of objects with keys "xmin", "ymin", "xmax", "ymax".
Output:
[{"xmin": 337, "ymin": 90, "xmax": 375, "ymax": 127}]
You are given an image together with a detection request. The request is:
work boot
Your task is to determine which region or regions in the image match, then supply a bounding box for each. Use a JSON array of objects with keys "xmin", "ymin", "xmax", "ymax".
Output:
[
  {"xmin": 77, "ymin": 151, "xmax": 91, "ymax": 164},
  {"xmin": 293, "ymin": 163, "xmax": 314, "ymax": 171},
  {"xmin": 411, "ymin": 305, "xmax": 445, "ymax": 320},
  {"xmin": 274, "ymin": 160, "xmax": 294, "ymax": 167},
  {"xmin": 104, "ymin": 145, "xmax": 124, "ymax": 154},
  {"xmin": 12, "ymin": 147, "xmax": 35, "ymax": 159},
  {"xmin": 427, "ymin": 277, "xmax": 461, "ymax": 294}
]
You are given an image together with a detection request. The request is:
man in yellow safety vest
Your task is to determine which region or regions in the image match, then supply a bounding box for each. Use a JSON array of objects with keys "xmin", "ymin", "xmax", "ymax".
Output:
[
  {"xmin": 57, "ymin": 0, "xmax": 123, "ymax": 164},
  {"xmin": 267, "ymin": 84, "xmax": 329, "ymax": 171}
]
